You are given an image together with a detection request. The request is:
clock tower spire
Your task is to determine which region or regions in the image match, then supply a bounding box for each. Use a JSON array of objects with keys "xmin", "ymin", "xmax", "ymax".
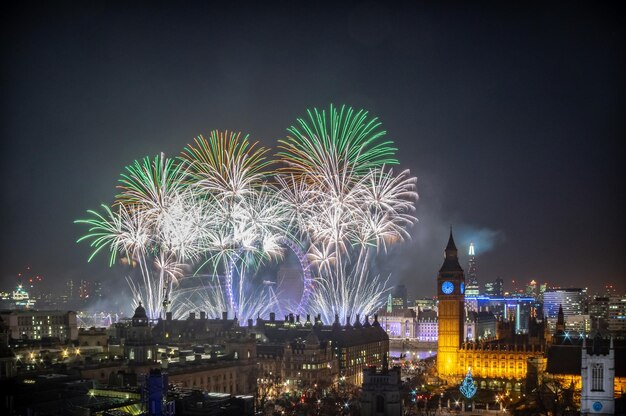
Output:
[{"xmin": 437, "ymin": 228, "xmax": 466, "ymax": 378}]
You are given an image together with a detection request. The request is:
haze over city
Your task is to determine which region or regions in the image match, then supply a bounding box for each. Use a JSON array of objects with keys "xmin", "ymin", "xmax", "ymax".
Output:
[{"xmin": 1, "ymin": 1, "xmax": 624, "ymax": 298}]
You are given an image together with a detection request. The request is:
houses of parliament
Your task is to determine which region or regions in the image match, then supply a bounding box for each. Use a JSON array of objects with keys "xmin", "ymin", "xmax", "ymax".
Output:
[
  {"xmin": 434, "ymin": 230, "xmax": 626, "ymax": 413},
  {"xmin": 436, "ymin": 231, "xmax": 545, "ymax": 386}
]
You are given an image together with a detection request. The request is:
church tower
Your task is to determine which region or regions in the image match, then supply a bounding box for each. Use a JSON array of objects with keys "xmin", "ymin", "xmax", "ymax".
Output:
[
  {"xmin": 437, "ymin": 230, "xmax": 465, "ymax": 378},
  {"xmin": 581, "ymin": 336, "xmax": 615, "ymax": 415}
]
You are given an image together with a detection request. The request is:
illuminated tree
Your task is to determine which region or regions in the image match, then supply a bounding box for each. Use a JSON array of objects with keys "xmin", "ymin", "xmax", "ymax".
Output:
[{"xmin": 460, "ymin": 368, "xmax": 477, "ymax": 399}]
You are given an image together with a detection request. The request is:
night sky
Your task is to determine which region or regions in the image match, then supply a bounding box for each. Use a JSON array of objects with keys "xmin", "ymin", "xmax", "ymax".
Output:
[{"xmin": 1, "ymin": 1, "xmax": 624, "ymax": 299}]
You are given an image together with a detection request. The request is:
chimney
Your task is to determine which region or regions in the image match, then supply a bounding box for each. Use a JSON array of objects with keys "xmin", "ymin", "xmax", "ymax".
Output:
[
  {"xmin": 270, "ymin": 312, "xmax": 275, "ymax": 322},
  {"xmin": 222, "ymin": 312, "xmax": 228, "ymax": 321},
  {"xmin": 200, "ymin": 311, "xmax": 206, "ymax": 320},
  {"xmin": 166, "ymin": 312, "xmax": 172, "ymax": 321},
  {"xmin": 248, "ymin": 319, "xmax": 253, "ymax": 327},
  {"xmin": 189, "ymin": 312, "xmax": 196, "ymax": 320}
]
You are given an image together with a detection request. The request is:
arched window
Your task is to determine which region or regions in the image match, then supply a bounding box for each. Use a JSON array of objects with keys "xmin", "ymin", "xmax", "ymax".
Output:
[{"xmin": 592, "ymin": 363, "xmax": 604, "ymax": 391}]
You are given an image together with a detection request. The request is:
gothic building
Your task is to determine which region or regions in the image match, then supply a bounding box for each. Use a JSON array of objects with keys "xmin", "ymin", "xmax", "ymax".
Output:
[
  {"xmin": 581, "ymin": 336, "xmax": 615, "ymax": 415},
  {"xmin": 545, "ymin": 334, "xmax": 626, "ymax": 412},
  {"xmin": 436, "ymin": 231, "xmax": 544, "ymax": 386},
  {"xmin": 359, "ymin": 356, "xmax": 402, "ymax": 416},
  {"xmin": 255, "ymin": 313, "xmax": 389, "ymax": 386},
  {"xmin": 437, "ymin": 230, "xmax": 466, "ymax": 378}
]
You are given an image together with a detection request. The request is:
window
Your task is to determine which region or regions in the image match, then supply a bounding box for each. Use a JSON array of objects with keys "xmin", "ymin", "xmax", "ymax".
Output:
[{"xmin": 592, "ymin": 363, "xmax": 604, "ymax": 391}]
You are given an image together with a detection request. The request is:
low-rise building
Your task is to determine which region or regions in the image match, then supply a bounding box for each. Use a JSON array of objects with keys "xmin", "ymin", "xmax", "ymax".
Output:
[
  {"xmin": 0, "ymin": 310, "xmax": 77, "ymax": 342},
  {"xmin": 377, "ymin": 308, "xmax": 417, "ymax": 339},
  {"xmin": 359, "ymin": 360, "xmax": 402, "ymax": 416},
  {"xmin": 78, "ymin": 327, "xmax": 108, "ymax": 348},
  {"xmin": 257, "ymin": 313, "xmax": 389, "ymax": 386},
  {"xmin": 416, "ymin": 309, "xmax": 437, "ymax": 342}
]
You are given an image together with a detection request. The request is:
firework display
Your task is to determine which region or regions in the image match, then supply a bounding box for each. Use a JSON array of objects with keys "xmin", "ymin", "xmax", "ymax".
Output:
[
  {"xmin": 76, "ymin": 106, "xmax": 418, "ymax": 323},
  {"xmin": 278, "ymin": 105, "xmax": 418, "ymax": 323}
]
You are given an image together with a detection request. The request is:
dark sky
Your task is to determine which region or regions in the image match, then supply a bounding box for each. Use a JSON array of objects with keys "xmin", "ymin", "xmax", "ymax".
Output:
[{"xmin": 1, "ymin": 1, "xmax": 624, "ymax": 299}]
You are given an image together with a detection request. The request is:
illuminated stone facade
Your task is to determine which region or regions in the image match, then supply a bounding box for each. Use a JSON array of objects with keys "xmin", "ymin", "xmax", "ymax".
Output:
[
  {"xmin": 581, "ymin": 337, "xmax": 614, "ymax": 415},
  {"xmin": 378, "ymin": 308, "xmax": 417, "ymax": 339},
  {"xmin": 545, "ymin": 336, "xmax": 626, "ymax": 408},
  {"xmin": 457, "ymin": 342, "xmax": 544, "ymax": 380},
  {"xmin": 436, "ymin": 231, "xmax": 465, "ymax": 378},
  {"xmin": 435, "ymin": 232, "xmax": 544, "ymax": 384}
]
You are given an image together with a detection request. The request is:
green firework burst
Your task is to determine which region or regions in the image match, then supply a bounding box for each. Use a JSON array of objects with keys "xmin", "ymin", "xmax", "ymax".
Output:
[{"xmin": 277, "ymin": 104, "xmax": 398, "ymax": 177}]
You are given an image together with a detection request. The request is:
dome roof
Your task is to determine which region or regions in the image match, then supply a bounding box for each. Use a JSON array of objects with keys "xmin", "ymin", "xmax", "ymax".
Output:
[{"xmin": 133, "ymin": 301, "xmax": 148, "ymax": 319}]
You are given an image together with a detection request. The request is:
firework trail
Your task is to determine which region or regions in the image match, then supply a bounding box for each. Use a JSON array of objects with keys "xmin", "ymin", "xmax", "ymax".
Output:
[
  {"xmin": 77, "ymin": 154, "xmax": 195, "ymax": 318},
  {"xmin": 278, "ymin": 104, "xmax": 418, "ymax": 323},
  {"xmin": 76, "ymin": 110, "xmax": 417, "ymax": 324},
  {"xmin": 77, "ymin": 132, "xmax": 291, "ymax": 320}
]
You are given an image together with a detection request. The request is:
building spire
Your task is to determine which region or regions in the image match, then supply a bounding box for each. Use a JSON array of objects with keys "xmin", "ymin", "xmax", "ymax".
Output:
[
  {"xmin": 439, "ymin": 227, "xmax": 463, "ymax": 273},
  {"xmin": 446, "ymin": 227, "xmax": 458, "ymax": 253},
  {"xmin": 555, "ymin": 304, "xmax": 565, "ymax": 335}
]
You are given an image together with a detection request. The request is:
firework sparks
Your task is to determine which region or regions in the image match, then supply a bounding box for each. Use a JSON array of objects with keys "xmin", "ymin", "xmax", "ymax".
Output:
[
  {"xmin": 76, "ymin": 108, "xmax": 418, "ymax": 323},
  {"xmin": 277, "ymin": 105, "xmax": 418, "ymax": 323}
]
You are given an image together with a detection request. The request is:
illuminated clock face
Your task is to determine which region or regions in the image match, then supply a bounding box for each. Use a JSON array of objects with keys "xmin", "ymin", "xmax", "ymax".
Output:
[
  {"xmin": 441, "ymin": 281, "xmax": 454, "ymax": 294},
  {"xmin": 460, "ymin": 282, "xmax": 465, "ymax": 294}
]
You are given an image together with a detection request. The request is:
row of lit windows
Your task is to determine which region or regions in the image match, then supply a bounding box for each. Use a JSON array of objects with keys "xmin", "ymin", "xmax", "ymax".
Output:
[
  {"xmin": 17, "ymin": 316, "xmax": 66, "ymax": 325},
  {"xmin": 461, "ymin": 354, "xmax": 528, "ymax": 360},
  {"xmin": 301, "ymin": 363, "xmax": 329, "ymax": 370},
  {"xmin": 461, "ymin": 362, "xmax": 524, "ymax": 369}
]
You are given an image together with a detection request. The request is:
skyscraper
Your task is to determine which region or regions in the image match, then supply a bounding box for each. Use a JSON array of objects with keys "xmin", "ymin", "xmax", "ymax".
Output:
[
  {"xmin": 465, "ymin": 243, "xmax": 480, "ymax": 312},
  {"xmin": 543, "ymin": 288, "xmax": 585, "ymax": 320},
  {"xmin": 392, "ymin": 285, "xmax": 407, "ymax": 309},
  {"xmin": 543, "ymin": 288, "xmax": 587, "ymax": 333},
  {"xmin": 525, "ymin": 280, "xmax": 538, "ymax": 298},
  {"xmin": 484, "ymin": 277, "xmax": 504, "ymax": 297},
  {"xmin": 466, "ymin": 243, "xmax": 479, "ymax": 294}
]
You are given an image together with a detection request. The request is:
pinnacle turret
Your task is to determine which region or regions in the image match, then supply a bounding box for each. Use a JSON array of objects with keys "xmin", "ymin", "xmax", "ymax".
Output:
[{"xmin": 439, "ymin": 228, "xmax": 463, "ymax": 273}]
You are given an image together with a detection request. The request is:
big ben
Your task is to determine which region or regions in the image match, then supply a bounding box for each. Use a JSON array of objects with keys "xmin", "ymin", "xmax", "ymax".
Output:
[{"xmin": 437, "ymin": 230, "xmax": 465, "ymax": 378}]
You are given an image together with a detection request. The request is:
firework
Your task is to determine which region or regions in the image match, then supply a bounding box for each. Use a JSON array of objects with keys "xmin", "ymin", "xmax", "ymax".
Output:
[
  {"xmin": 76, "ymin": 109, "xmax": 418, "ymax": 324},
  {"xmin": 180, "ymin": 130, "xmax": 272, "ymax": 197},
  {"xmin": 276, "ymin": 105, "xmax": 418, "ymax": 323},
  {"xmin": 77, "ymin": 154, "xmax": 199, "ymax": 318},
  {"xmin": 277, "ymin": 104, "xmax": 398, "ymax": 178}
]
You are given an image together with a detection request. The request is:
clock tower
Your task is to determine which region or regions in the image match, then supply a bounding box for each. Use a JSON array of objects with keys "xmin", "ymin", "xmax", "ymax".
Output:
[{"xmin": 437, "ymin": 230, "xmax": 465, "ymax": 378}]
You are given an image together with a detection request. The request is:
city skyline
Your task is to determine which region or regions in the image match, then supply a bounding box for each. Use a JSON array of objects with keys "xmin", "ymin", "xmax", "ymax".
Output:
[{"xmin": 1, "ymin": 2, "xmax": 625, "ymax": 299}]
